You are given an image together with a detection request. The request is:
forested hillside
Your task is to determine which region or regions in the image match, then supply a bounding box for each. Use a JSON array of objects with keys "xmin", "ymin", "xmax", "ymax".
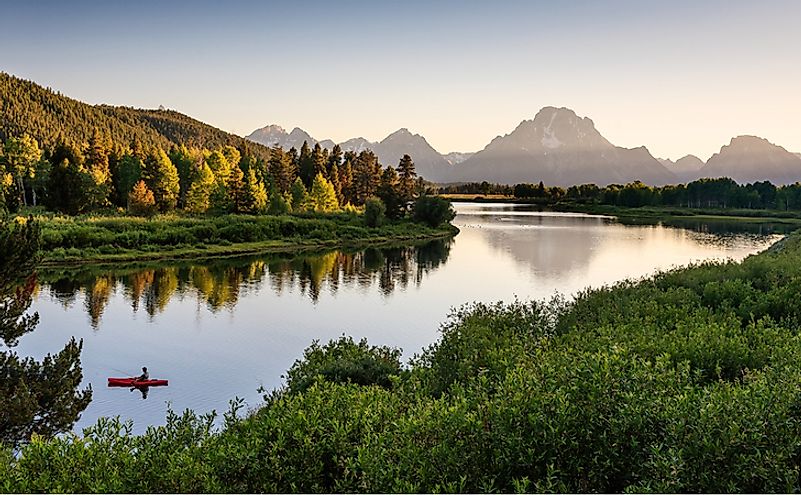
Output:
[
  {"xmin": 0, "ymin": 74, "xmax": 432, "ymax": 220},
  {"xmin": 0, "ymin": 72, "xmax": 269, "ymax": 160}
]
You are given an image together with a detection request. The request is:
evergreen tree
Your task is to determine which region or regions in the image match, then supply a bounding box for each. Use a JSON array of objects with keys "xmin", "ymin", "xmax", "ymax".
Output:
[
  {"xmin": 268, "ymin": 186, "xmax": 291, "ymax": 215},
  {"xmin": 268, "ymin": 146, "xmax": 295, "ymax": 193},
  {"xmin": 308, "ymin": 173, "xmax": 339, "ymax": 212},
  {"xmin": 84, "ymin": 129, "xmax": 112, "ymax": 208},
  {"xmin": 185, "ymin": 162, "xmax": 215, "ymax": 213},
  {"xmin": 128, "ymin": 180, "xmax": 157, "ymax": 216},
  {"xmin": 312, "ymin": 143, "xmax": 327, "ymax": 179},
  {"xmin": 226, "ymin": 165, "xmax": 247, "ymax": 213},
  {"xmin": 114, "ymin": 154, "xmax": 143, "ymax": 208},
  {"xmin": 339, "ymin": 158, "xmax": 354, "ymax": 206},
  {"xmin": 378, "ymin": 166, "xmax": 404, "ymax": 219},
  {"xmin": 290, "ymin": 177, "xmax": 310, "ymax": 212},
  {"xmin": 169, "ymin": 146, "xmax": 197, "ymax": 208},
  {"xmin": 46, "ymin": 141, "xmax": 92, "ymax": 215},
  {"xmin": 221, "ymin": 145, "xmax": 241, "ymax": 171},
  {"xmin": 142, "ymin": 148, "xmax": 180, "ymax": 211},
  {"xmin": 298, "ymin": 141, "xmax": 315, "ymax": 187},
  {"xmin": 327, "ymin": 144, "xmax": 343, "ymax": 176},
  {"xmin": 329, "ymin": 161, "xmax": 342, "ymax": 204},
  {"xmin": 205, "ymin": 149, "xmax": 232, "ymax": 183},
  {"xmin": 243, "ymin": 168, "xmax": 268, "ymax": 213},
  {"xmin": 396, "ymin": 154, "xmax": 417, "ymax": 204},
  {"xmin": 352, "ymin": 150, "xmax": 382, "ymax": 205}
]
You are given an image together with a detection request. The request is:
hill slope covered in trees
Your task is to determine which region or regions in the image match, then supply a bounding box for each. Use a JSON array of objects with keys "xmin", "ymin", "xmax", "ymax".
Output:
[{"xmin": 0, "ymin": 72, "xmax": 269, "ymax": 160}]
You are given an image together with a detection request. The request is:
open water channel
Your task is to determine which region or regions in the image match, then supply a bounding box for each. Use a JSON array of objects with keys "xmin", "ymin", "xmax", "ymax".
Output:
[{"xmin": 18, "ymin": 203, "xmax": 787, "ymax": 433}]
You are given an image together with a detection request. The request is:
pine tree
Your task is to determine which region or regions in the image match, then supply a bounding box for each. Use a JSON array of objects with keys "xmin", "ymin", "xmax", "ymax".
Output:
[
  {"xmin": 142, "ymin": 148, "xmax": 180, "ymax": 211},
  {"xmin": 329, "ymin": 161, "xmax": 342, "ymax": 204},
  {"xmin": 312, "ymin": 143, "xmax": 327, "ymax": 179},
  {"xmin": 268, "ymin": 186, "xmax": 291, "ymax": 215},
  {"xmin": 84, "ymin": 129, "xmax": 112, "ymax": 208},
  {"xmin": 290, "ymin": 177, "xmax": 310, "ymax": 212},
  {"xmin": 268, "ymin": 146, "xmax": 295, "ymax": 193},
  {"xmin": 352, "ymin": 150, "xmax": 382, "ymax": 205},
  {"xmin": 397, "ymin": 154, "xmax": 417, "ymax": 204},
  {"xmin": 327, "ymin": 144, "xmax": 342, "ymax": 177},
  {"xmin": 227, "ymin": 165, "xmax": 247, "ymax": 213},
  {"xmin": 114, "ymin": 154, "xmax": 143, "ymax": 208},
  {"xmin": 298, "ymin": 141, "xmax": 315, "ymax": 187},
  {"xmin": 243, "ymin": 168, "xmax": 268, "ymax": 213},
  {"xmin": 128, "ymin": 180, "xmax": 156, "ymax": 216},
  {"xmin": 378, "ymin": 166, "xmax": 404, "ymax": 219},
  {"xmin": 185, "ymin": 162, "xmax": 215, "ymax": 213},
  {"xmin": 308, "ymin": 173, "xmax": 339, "ymax": 212},
  {"xmin": 46, "ymin": 141, "xmax": 92, "ymax": 215},
  {"xmin": 339, "ymin": 158, "xmax": 354, "ymax": 205}
]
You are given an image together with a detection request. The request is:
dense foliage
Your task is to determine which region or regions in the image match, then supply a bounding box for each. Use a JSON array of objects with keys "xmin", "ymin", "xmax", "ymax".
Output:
[
  {"xmin": 5, "ymin": 228, "xmax": 801, "ymax": 491},
  {"xmin": 443, "ymin": 177, "xmax": 801, "ymax": 212},
  {"xmin": 281, "ymin": 336, "xmax": 403, "ymax": 395}
]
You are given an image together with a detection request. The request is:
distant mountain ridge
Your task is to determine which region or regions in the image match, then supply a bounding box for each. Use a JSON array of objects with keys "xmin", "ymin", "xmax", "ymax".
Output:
[
  {"xmin": 659, "ymin": 155, "xmax": 706, "ymax": 183},
  {"xmin": 699, "ymin": 136, "xmax": 801, "ymax": 185},
  {"xmin": 451, "ymin": 107, "xmax": 677, "ymax": 186},
  {"xmin": 247, "ymin": 126, "xmax": 455, "ymax": 181}
]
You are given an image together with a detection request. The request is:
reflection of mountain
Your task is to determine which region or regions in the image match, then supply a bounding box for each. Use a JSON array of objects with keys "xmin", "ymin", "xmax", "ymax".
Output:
[
  {"xmin": 38, "ymin": 239, "xmax": 452, "ymax": 326},
  {"xmin": 462, "ymin": 213, "xmax": 613, "ymax": 278}
]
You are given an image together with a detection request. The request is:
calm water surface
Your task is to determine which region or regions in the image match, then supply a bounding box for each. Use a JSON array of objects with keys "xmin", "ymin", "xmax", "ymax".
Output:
[{"xmin": 19, "ymin": 203, "xmax": 786, "ymax": 433}]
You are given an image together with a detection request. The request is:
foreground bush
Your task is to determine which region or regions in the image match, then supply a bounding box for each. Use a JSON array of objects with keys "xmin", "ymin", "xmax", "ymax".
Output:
[{"xmin": 5, "ymin": 233, "xmax": 801, "ymax": 492}]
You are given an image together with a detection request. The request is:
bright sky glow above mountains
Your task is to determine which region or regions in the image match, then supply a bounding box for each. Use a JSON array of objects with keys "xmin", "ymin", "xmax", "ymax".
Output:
[{"xmin": 2, "ymin": 0, "xmax": 799, "ymax": 160}]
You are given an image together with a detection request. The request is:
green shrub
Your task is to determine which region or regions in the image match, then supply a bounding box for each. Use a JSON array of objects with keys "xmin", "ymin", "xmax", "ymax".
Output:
[
  {"xmin": 412, "ymin": 196, "xmax": 455, "ymax": 227},
  {"xmin": 363, "ymin": 197, "xmax": 386, "ymax": 227},
  {"xmin": 283, "ymin": 336, "xmax": 403, "ymax": 395}
]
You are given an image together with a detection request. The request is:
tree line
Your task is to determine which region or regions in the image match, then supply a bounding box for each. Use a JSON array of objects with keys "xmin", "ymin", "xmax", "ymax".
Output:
[
  {"xmin": 441, "ymin": 177, "xmax": 801, "ymax": 211},
  {"xmin": 0, "ymin": 131, "xmax": 428, "ymax": 218}
]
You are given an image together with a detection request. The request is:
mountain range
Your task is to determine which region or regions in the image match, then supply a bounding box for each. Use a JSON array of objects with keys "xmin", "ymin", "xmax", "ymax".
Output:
[
  {"xmin": 2, "ymin": 71, "xmax": 799, "ymax": 187},
  {"xmin": 248, "ymin": 108, "xmax": 801, "ymax": 186},
  {"xmin": 246, "ymin": 126, "xmax": 454, "ymax": 181}
]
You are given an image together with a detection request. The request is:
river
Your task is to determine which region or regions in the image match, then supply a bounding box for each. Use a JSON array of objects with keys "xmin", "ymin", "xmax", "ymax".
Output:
[{"xmin": 18, "ymin": 203, "xmax": 787, "ymax": 434}]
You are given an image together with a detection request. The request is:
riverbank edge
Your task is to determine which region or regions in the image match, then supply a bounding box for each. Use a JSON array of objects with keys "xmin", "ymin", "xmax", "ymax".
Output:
[
  {"xmin": 442, "ymin": 195, "xmax": 801, "ymax": 225},
  {"xmin": 38, "ymin": 224, "xmax": 459, "ymax": 267}
]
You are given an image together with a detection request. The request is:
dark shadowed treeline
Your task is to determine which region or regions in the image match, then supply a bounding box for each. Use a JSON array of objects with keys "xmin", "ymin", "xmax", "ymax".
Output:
[{"xmin": 442, "ymin": 177, "xmax": 801, "ymax": 211}]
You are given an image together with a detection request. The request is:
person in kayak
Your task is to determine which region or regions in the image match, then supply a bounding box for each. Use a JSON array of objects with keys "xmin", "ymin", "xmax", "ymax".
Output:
[
  {"xmin": 134, "ymin": 366, "xmax": 149, "ymax": 383},
  {"xmin": 132, "ymin": 367, "xmax": 150, "ymax": 399}
]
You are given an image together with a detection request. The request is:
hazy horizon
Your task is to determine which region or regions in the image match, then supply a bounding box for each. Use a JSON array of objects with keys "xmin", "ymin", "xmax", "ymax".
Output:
[{"xmin": 2, "ymin": 0, "xmax": 799, "ymax": 160}]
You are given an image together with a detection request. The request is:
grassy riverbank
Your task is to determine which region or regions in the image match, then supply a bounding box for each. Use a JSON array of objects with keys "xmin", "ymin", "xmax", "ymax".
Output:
[
  {"xmin": 4, "ymin": 228, "xmax": 801, "ymax": 491},
  {"xmin": 23, "ymin": 212, "xmax": 457, "ymax": 265}
]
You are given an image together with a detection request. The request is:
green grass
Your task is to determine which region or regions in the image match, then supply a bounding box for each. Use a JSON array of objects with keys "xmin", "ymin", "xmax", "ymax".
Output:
[{"xmin": 21, "ymin": 211, "xmax": 458, "ymax": 265}]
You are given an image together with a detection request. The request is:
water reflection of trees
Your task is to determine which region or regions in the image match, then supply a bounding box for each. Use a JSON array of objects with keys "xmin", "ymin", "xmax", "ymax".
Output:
[{"xmin": 38, "ymin": 239, "xmax": 452, "ymax": 327}]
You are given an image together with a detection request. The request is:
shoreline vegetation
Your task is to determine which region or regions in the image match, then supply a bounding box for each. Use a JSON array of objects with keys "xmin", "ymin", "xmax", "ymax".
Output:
[
  {"xmin": 25, "ymin": 211, "xmax": 458, "ymax": 265},
  {"xmin": 441, "ymin": 194, "xmax": 801, "ymax": 226},
  {"xmin": 4, "ymin": 227, "xmax": 801, "ymax": 492}
]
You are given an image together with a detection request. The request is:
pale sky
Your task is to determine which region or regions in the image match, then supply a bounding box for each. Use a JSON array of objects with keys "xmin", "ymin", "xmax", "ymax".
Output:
[{"xmin": 1, "ymin": 0, "xmax": 799, "ymax": 160}]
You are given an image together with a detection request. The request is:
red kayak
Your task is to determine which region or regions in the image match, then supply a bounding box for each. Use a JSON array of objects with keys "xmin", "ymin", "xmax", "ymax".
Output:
[{"xmin": 108, "ymin": 377, "xmax": 169, "ymax": 387}]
